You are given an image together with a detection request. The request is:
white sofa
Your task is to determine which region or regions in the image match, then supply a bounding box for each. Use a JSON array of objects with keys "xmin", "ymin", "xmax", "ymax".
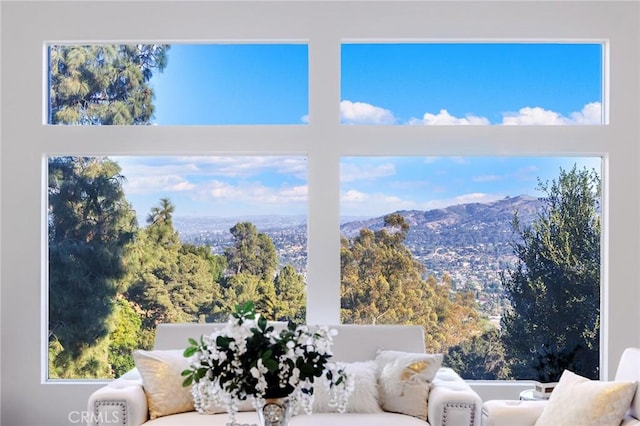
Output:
[
  {"xmin": 88, "ymin": 323, "xmax": 482, "ymax": 426},
  {"xmin": 481, "ymin": 347, "xmax": 640, "ymax": 426}
]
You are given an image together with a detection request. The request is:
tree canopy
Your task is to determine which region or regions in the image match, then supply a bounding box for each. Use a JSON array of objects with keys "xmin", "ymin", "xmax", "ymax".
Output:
[
  {"xmin": 501, "ymin": 166, "xmax": 601, "ymax": 380},
  {"xmin": 48, "ymin": 156, "xmax": 137, "ymax": 377},
  {"xmin": 340, "ymin": 213, "xmax": 484, "ymax": 353},
  {"xmin": 49, "ymin": 44, "xmax": 169, "ymax": 125}
]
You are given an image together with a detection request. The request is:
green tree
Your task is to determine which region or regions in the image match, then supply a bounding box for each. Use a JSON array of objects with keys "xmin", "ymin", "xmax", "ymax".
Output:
[
  {"xmin": 428, "ymin": 275, "xmax": 483, "ymax": 352},
  {"xmin": 47, "ymin": 43, "xmax": 169, "ymax": 378},
  {"xmin": 340, "ymin": 213, "xmax": 484, "ymax": 353},
  {"xmin": 146, "ymin": 197, "xmax": 179, "ymax": 247},
  {"xmin": 48, "ymin": 156, "xmax": 137, "ymax": 377},
  {"xmin": 126, "ymin": 199, "xmax": 223, "ymax": 328},
  {"xmin": 340, "ymin": 213, "xmax": 430, "ymax": 325},
  {"xmin": 221, "ymin": 273, "xmax": 278, "ymax": 318},
  {"xmin": 108, "ymin": 297, "xmax": 143, "ymax": 377},
  {"xmin": 225, "ymin": 222, "xmax": 278, "ymax": 280},
  {"xmin": 49, "ymin": 44, "xmax": 169, "ymax": 125},
  {"xmin": 273, "ymin": 265, "xmax": 306, "ymax": 321},
  {"xmin": 445, "ymin": 327, "xmax": 510, "ymax": 380},
  {"xmin": 501, "ymin": 166, "xmax": 601, "ymax": 380}
]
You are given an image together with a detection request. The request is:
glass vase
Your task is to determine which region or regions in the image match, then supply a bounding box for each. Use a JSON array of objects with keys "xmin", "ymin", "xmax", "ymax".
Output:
[{"xmin": 257, "ymin": 397, "xmax": 292, "ymax": 426}]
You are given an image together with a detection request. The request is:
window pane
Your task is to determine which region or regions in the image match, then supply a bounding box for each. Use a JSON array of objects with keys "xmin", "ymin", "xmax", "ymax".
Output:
[
  {"xmin": 48, "ymin": 44, "xmax": 309, "ymax": 125},
  {"xmin": 341, "ymin": 43, "xmax": 603, "ymax": 125},
  {"xmin": 340, "ymin": 156, "xmax": 601, "ymax": 381},
  {"xmin": 48, "ymin": 155, "xmax": 307, "ymax": 379}
]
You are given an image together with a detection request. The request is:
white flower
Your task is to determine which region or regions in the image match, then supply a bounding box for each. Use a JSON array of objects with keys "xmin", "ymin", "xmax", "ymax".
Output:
[{"xmin": 183, "ymin": 303, "xmax": 353, "ymax": 420}]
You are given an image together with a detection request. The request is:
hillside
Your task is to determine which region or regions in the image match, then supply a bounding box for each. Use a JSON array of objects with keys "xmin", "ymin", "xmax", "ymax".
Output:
[
  {"xmin": 175, "ymin": 195, "xmax": 544, "ymax": 315},
  {"xmin": 339, "ymin": 196, "xmax": 544, "ymax": 315},
  {"xmin": 341, "ymin": 195, "xmax": 542, "ymax": 259}
]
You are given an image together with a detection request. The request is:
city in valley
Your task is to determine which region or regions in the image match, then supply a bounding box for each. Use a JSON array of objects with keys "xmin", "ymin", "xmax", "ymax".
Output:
[{"xmin": 174, "ymin": 195, "xmax": 544, "ymax": 322}]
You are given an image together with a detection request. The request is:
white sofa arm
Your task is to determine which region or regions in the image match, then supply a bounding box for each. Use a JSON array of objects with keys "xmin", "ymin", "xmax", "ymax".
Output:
[
  {"xmin": 428, "ymin": 368, "xmax": 482, "ymax": 426},
  {"xmin": 87, "ymin": 370, "xmax": 148, "ymax": 426},
  {"xmin": 480, "ymin": 400, "xmax": 548, "ymax": 426}
]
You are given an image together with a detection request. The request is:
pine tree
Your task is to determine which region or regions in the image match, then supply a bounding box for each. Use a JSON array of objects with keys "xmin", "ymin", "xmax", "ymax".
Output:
[
  {"xmin": 47, "ymin": 43, "xmax": 169, "ymax": 377},
  {"xmin": 273, "ymin": 265, "xmax": 306, "ymax": 321},
  {"xmin": 501, "ymin": 166, "xmax": 601, "ymax": 380},
  {"xmin": 126, "ymin": 199, "xmax": 223, "ymax": 328},
  {"xmin": 225, "ymin": 222, "xmax": 278, "ymax": 280},
  {"xmin": 48, "ymin": 156, "xmax": 137, "ymax": 377},
  {"xmin": 49, "ymin": 44, "xmax": 168, "ymax": 125}
]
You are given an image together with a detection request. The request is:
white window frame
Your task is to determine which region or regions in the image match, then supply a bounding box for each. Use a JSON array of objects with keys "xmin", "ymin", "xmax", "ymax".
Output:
[{"xmin": 1, "ymin": 2, "xmax": 639, "ymax": 424}]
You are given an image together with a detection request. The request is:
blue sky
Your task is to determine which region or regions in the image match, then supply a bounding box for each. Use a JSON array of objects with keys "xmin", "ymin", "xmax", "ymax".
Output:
[
  {"xmin": 150, "ymin": 44, "xmax": 308, "ymax": 125},
  {"xmin": 115, "ymin": 43, "xmax": 602, "ymax": 221},
  {"xmin": 340, "ymin": 43, "xmax": 602, "ymax": 125}
]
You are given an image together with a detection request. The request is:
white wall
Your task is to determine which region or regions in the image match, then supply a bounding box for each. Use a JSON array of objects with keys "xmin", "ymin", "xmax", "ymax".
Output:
[{"xmin": 1, "ymin": 1, "xmax": 639, "ymax": 425}]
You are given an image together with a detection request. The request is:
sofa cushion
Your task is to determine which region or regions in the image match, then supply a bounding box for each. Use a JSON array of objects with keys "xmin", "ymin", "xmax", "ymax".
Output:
[
  {"xmin": 133, "ymin": 349, "xmax": 195, "ymax": 419},
  {"xmin": 143, "ymin": 411, "xmax": 431, "ymax": 426},
  {"xmin": 312, "ymin": 360, "xmax": 383, "ymax": 413},
  {"xmin": 535, "ymin": 369, "xmax": 637, "ymax": 426},
  {"xmin": 375, "ymin": 350, "xmax": 443, "ymax": 421}
]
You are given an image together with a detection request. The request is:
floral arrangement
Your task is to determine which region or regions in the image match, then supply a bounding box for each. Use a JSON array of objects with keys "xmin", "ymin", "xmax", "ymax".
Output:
[{"xmin": 181, "ymin": 302, "xmax": 352, "ymax": 422}]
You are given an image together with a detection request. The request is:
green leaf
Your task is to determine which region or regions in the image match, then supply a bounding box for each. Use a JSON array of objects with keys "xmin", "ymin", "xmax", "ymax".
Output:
[
  {"xmin": 184, "ymin": 346, "xmax": 198, "ymax": 357},
  {"xmin": 217, "ymin": 335, "xmax": 231, "ymax": 349},
  {"xmin": 258, "ymin": 315, "xmax": 267, "ymax": 331},
  {"xmin": 182, "ymin": 376, "xmax": 193, "ymax": 387},
  {"xmin": 263, "ymin": 358, "xmax": 278, "ymax": 371}
]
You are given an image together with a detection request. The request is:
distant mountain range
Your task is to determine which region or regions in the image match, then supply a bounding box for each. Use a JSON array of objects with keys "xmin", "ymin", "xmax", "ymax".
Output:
[
  {"xmin": 340, "ymin": 195, "xmax": 544, "ymax": 260},
  {"xmin": 174, "ymin": 195, "xmax": 544, "ymax": 293}
]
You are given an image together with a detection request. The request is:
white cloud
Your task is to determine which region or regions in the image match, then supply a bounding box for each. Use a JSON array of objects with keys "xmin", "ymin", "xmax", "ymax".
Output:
[
  {"xmin": 279, "ymin": 185, "xmax": 308, "ymax": 201},
  {"xmin": 187, "ymin": 156, "xmax": 306, "ymax": 178},
  {"xmin": 204, "ymin": 180, "xmax": 307, "ymax": 205},
  {"xmin": 340, "ymin": 100, "xmax": 396, "ymax": 124},
  {"xmin": 453, "ymin": 192, "xmax": 497, "ymax": 204},
  {"xmin": 341, "ymin": 191, "xmax": 416, "ymax": 216},
  {"xmin": 569, "ymin": 102, "xmax": 602, "ymax": 124},
  {"xmin": 473, "ymin": 174, "xmax": 503, "ymax": 183},
  {"xmin": 502, "ymin": 102, "xmax": 602, "ymax": 125},
  {"xmin": 340, "ymin": 100, "xmax": 601, "ymax": 126},
  {"xmin": 408, "ymin": 109, "xmax": 490, "ymax": 125},
  {"xmin": 502, "ymin": 107, "xmax": 566, "ymax": 125},
  {"xmin": 124, "ymin": 175, "xmax": 195, "ymax": 194},
  {"xmin": 340, "ymin": 162, "xmax": 396, "ymax": 183},
  {"xmin": 342, "ymin": 189, "xmax": 369, "ymax": 202}
]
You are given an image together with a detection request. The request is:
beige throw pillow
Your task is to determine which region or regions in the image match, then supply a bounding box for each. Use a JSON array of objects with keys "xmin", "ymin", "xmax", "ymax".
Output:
[
  {"xmin": 133, "ymin": 349, "xmax": 195, "ymax": 419},
  {"xmin": 535, "ymin": 369, "xmax": 637, "ymax": 426},
  {"xmin": 375, "ymin": 350, "xmax": 443, "ymax": 421},
  {"xmin": 133, "ymin": 349, "xmax": 255, "ymax": 418}
]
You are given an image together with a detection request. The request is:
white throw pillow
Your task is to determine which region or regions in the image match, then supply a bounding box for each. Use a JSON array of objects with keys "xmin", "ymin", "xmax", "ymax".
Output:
[
  {"xmin": 375, "ymin": 350, "xmax": 443, "ymax": 421},
  {"xmin": 312, "ymin": 360, "xmax": 383, "ymax": 413},
  {"xmin": 133, "ymin": 349, "xmax": 195, "ymax": 419},
  {"xmin": 535, "ymin": 369, "xmax": 637, "ymax": 426}
]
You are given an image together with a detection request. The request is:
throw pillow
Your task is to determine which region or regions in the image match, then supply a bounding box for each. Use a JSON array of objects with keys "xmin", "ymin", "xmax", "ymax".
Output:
[
  {"xmin": 133, "ymin": 349, "xmax": 195, "ymax": 419},
  {"xmin": 133, "ymin": 349, "xmax": 255, "ymax": 419},
  {"xmin": 535, "ymin": 369, "xmax": 637, "ymax": 426},
  {"xmin": 375, "ymin": 350, "xmax": 443, "ymax": 421},
  {"xmin": 312, "ymin": 360, "xmax": 383, "ymax": 413}
]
